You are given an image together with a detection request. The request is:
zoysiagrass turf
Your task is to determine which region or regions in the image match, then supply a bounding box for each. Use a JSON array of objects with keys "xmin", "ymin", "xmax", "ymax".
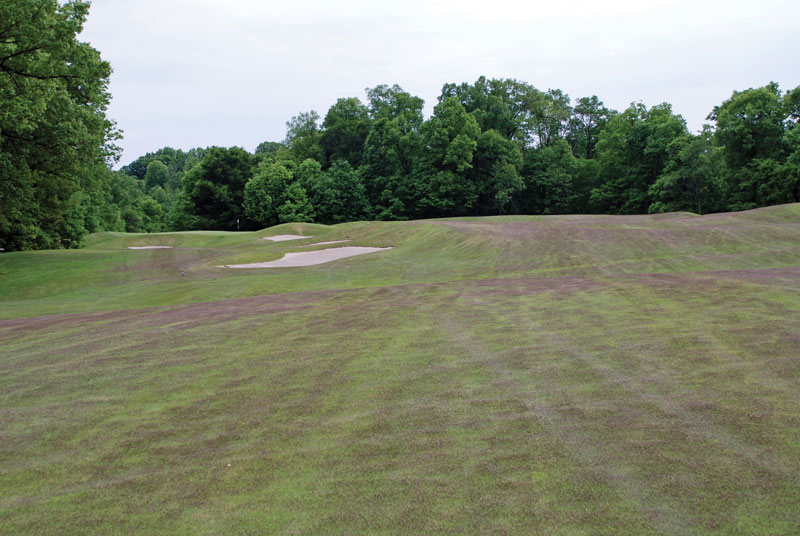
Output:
[{"xmin": 1, "ymin": 206, "xmax": 799, "ymax": 534}]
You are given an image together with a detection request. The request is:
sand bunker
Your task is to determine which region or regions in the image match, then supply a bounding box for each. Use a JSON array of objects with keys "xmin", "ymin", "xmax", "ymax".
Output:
[
  {"xmin": 222, "ymin": 246, "xmax": 393, "ymax": 268},
  {"xmin": 128, "ymin": 246, "xmax": 173, "ymax": 249},
  {"xmin": 262, "ymin": 234, "xmax": 311, "ymax": 242}
]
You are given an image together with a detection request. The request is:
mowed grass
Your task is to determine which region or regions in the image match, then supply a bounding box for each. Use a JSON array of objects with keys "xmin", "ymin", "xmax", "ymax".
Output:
[{"xmin": 1, "ymin": 205, "xmax": 800, "ymax": 534}]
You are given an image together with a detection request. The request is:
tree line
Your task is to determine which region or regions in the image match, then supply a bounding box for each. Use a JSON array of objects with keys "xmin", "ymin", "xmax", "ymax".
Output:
[
  {"xmin": 99, "ymin": 79, "xmax": 800, "ymax": 237},
  {"xmin": 2, "ymin": 3, "xmax": 799, "ymax": 251}
]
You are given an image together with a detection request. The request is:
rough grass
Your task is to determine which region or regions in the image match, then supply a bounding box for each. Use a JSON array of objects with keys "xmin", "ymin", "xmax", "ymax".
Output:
[{"xmin": 1, "ymin": 205, "xmax": 800, "ymax": 534}]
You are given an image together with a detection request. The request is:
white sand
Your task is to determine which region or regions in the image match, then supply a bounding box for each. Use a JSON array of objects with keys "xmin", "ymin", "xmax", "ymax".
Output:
[
  {"xmin": 128, "ymin": 246, "xmax": 173, "ymax": 249},
  {"xmin": 222, "ymin": 246, "xmax": 393, "ymax": 268},
  {"xmin": 262, "ymin": 234, "xmax": 311, "ymax": 242},
  {"xmin": 305, "ymin": 240, "xmax": 351, "ymax": 246}
]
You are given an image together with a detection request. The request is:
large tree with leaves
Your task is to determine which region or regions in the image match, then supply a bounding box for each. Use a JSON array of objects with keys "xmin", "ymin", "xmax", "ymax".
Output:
[
  {"xmin": 0, "ymin": 0, "xmax": 119, "ymax": 250},
  {"xmin": 439, "ymin": 77, "xmax": 536, "ymax": 141},
  {"xmin": 285, "ymin": 110, "xmax": 324, "ymax": 165},
  {"xmin": 295, "ymin": 158, "xmax": 369, "ymax": 224},
  {"xmin": 244, "ymin": 160, "xmax": 315, "ymax": 227},
  {"xmin": 648, "ymin": 129, "xmax": 724, "ymax": 214},
  {"xmin": 178, "ymin": 146, "xmax": 254, "ymax": 230},
  {"xmin": 417, "ymin": 97, "xmax": 481, "ymax": 217},
  {"xmin": 567, "ymin": 96, "xmax": 615, "ymax": 159},
  {"xmin": 360, "ymin": 84, "xmax": 425, "ymax": 218},
  {"xmin": 709, "ymin": 82, "xmax": 800, "ymax": 209},
  {"xmin": 591, "ymin": 102, "xmax": 688, "ymax": 214},
  {"xmin": 471, "ymin": 129, "xmax": 523, "ymax": 215},
  {"xmin": 527, "ymin": 89, "xmax": 573, "ymax": 148},
  {"xmin": 320, "ymin": 97, "xmax": 371, "ymax": 168},
  {"xmin": 520, "ymin": 140, "xmax": 579, "ymax": 215}
]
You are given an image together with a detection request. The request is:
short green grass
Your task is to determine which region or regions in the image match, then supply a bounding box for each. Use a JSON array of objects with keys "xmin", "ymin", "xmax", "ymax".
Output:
[{"xmin": 2, "ymin": 205, "xmax": 800, "ymax": 534}]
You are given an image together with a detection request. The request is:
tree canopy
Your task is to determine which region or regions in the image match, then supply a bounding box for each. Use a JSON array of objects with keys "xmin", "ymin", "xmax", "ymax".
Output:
[
  {"xmin": 0, "ymin": 0, "xmax": 119, "ymax": 250},
  {"xmin": 179, "ymin": 146, "xmax": 254, "ymax": 231}
]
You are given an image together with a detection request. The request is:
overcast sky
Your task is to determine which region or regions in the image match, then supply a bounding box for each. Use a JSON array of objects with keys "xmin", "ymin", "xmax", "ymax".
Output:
[{"xmin": 80, "ymin": 0, "xmax": 800, "ymax": 166}]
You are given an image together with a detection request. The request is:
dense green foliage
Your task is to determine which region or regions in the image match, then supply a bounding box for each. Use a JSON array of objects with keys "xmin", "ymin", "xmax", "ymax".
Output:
[
  {"xmin": 158, "ymin": 79, "xmax": 799, "ymax": 233},
  {"xmin": 709, "ymin": 83, "xmax": 800, "ymax": 210},
  {"xmin": 177, "ymin": 146, "xmax": 255, "ymax": 231},
  {"xmin": 1, "ymin": 2, "xmax": 798, "ymax": 249},
  {"xmin": 27, "ymin": 79, "xmax": 800, "ymax": 244},
  {"xmin": 0, "ymin": 0, "xmax": 119, "ymax": 251}
]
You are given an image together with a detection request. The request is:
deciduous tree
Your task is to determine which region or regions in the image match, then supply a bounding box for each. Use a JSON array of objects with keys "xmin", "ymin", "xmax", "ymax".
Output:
[
  {"xmin": 0, "ymin": 0, "xmax": 119, "ymax": 250},
  {"xmin": 180, "ymin": 147, "xmax": 254, "ymax": 230},
  {"xmin": 320, "ymin": 98, "xmax": 371, "ymax": 168},
  {"xmin": 591, "ymin": 102, "xmax": 687, "ymax": 214},
  {"xmin": 285, "ymin": 111, "xmax": 324, "ymax": 165},
  {"xmin": 709, "ymin": 82, "xmax": 800, "ymax": 209},
  {"xmin": 568, "ymin": 96, "xmax": 614, "ymax": 159},
  {"xmin": 361, "ymin": 84, "xmax": 425, "ymax": 216},
  {"xmin": 417, "ymin": 97, "xmax": 481, "ymax": 216},
  {"xmin": 303, "ymin": 159, "xmax": 371, "ymax": 224},
  {"xmin": 649, "ymin": 130, "xmax": 724, "ymax": 214}
]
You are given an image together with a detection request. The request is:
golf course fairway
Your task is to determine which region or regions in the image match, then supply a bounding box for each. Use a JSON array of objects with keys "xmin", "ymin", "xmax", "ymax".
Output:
[{"xmin": 2, "ymin": 205, "xmax": 799, "ymax": 534}]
